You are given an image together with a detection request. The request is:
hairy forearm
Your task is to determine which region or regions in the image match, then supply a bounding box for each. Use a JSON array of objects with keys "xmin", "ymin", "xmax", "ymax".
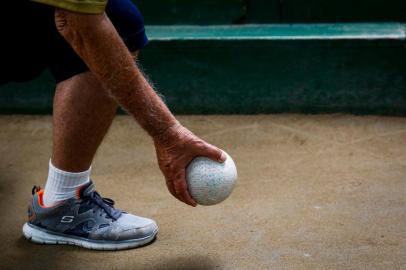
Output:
[{"xmin": 55, "ymin": 10, "xmax": 177, "ymax": 137}]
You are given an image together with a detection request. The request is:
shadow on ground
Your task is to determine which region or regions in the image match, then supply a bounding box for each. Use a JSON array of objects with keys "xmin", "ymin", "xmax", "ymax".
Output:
[
  {"xmin": 13, "ymin": 236, "xmax": 220, "ymax": 270},
  {"xmin": 139, "ymin": 255, "xmax": 221, "ymax": 270}
]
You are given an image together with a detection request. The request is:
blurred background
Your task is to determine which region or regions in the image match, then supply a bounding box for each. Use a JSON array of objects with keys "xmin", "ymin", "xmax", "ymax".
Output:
[{"xmin": 1, "ymin": 0, "xmax": 406, "ymax": 115}]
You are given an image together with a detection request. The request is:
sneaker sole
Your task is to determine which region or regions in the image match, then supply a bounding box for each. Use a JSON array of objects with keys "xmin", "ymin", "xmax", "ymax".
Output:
[{"xmin": 23, "ymin": 223, "xmax": 158, "ymax": 251}]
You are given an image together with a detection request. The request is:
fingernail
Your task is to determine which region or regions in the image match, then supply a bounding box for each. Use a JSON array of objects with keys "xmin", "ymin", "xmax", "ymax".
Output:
[{"xmin": 219, "ymin": 151, "xmax": 226, "ymax": 163}]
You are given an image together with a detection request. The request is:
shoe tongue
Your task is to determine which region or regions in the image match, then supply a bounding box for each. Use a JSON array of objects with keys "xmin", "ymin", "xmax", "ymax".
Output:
[
  {"xmin": 78, "ymin": 180, "xmax": 122, "ymax": 220},
  {"xmin": 79, "ymin": 181, "xmax": 95, "ymax": 198}
]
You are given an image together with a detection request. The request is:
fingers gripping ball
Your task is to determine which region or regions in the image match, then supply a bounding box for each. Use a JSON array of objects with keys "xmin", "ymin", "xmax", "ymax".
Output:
[{"xmin": 186, "ymin": 152, "xmax": 237, "ymax": 206}]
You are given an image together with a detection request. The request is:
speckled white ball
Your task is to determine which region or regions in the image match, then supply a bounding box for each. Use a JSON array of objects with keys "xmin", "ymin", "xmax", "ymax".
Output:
[{"xmin": 186, "ymin": 152, "xmax": 237, "ymax": 206}]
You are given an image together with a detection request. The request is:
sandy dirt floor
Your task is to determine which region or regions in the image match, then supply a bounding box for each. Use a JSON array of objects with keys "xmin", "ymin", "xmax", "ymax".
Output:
[{"xmin": 0, "ymin": 115, "xmax": 405, "ymax": 270}]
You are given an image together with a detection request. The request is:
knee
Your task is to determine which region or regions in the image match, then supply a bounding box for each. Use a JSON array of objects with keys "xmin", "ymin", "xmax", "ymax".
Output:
[
  {"xmin": 54, "ymin": 9, "xmax": 71, "ymax": 37},
  {"xmin": 54, "ymin": 9, "xmax": 105, "ymax": 46}
]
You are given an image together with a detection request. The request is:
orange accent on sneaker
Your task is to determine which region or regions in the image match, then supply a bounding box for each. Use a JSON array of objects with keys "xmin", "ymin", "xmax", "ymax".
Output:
[
  {"xmin": 36, "ymin": 189, "xmax": 54, "ymax": 208},
  {"xmin": 37, "ymin": 189, "xmax": 45, "ymax": 207},
  {"xmin": 35, "ymin": 188, "xmax": 69, "ymax": 208}
]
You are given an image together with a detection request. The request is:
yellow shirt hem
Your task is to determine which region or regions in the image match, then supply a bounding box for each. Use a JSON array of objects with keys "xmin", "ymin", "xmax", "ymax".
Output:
[{"xmin": 31, "ymin": 0, "xmax": 106, "ymax": 14}]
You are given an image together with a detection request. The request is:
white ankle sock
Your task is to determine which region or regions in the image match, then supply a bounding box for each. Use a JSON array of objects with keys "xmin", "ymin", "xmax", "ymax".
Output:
[{"xmin": 43, "ymin": 160, "xmax": 91, "ymax": 207}]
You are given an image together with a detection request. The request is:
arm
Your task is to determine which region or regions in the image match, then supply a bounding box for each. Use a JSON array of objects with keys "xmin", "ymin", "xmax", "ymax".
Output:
[
  {"xmin": 55, "ymin": 10, "xmax": 175, "ymax": 137},
  {"xmin": 55, "ymin": 10, "xmax": 225, "ymax": 206}
]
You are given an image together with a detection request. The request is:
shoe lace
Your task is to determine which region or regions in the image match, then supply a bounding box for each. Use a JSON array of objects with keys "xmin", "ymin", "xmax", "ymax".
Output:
[{"xmin": 82, "ymin": 191, "xmax": 122, "ymax": 221}]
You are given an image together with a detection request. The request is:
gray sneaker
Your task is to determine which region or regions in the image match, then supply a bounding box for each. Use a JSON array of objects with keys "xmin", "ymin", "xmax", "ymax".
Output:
[{"xmin": 23, "ymin": 181, "xmax": 158, "ymax": 250}]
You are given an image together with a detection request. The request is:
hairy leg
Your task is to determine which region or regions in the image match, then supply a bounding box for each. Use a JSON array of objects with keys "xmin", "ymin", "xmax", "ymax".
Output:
[
  {"xmin": 51, "ymin": 71, "xmax": 118, "ymax": 172},
  {"xmin": 52, "ymin": 51, "xmax": 140, "ymax": 172},
  {"xmin": 52, "ymin": 51, "xmax": 139, "ymax": 173}
]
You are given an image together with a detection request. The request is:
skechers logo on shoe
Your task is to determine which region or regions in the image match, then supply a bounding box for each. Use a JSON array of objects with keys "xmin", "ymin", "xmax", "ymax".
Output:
[{"xmin": 61, "ymin": 216, "xmax": 75, "ymax": 223}]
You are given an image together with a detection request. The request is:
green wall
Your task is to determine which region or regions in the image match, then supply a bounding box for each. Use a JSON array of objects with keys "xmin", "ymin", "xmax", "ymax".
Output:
[
  {"xmin": 136, "ymin": 0, "xmax": 250, "ymax": 25},
  {"xmin": 1, "ymin": 24, "xmax": 405, "ymax": 115},
  {"xmin": 137, "ymin": 0, "xmax": 406, "ymax": 24}
]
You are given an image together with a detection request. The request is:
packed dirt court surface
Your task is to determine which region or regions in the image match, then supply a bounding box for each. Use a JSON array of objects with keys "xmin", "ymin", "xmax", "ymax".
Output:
[{"xmin": 0, "ymin": 115, "xmax": 405, "ymax": 270}]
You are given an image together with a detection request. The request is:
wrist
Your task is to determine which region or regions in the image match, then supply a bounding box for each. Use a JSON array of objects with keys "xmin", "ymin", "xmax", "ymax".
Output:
[{"xmin": 151, "ymin": 120, "xmax": 181, "ymax": 143}]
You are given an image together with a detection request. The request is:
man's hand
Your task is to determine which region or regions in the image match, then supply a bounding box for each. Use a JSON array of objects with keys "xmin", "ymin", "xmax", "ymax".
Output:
[{"xmin": 153, "ymin": 123, "xmax": 226, "ymax": 207}]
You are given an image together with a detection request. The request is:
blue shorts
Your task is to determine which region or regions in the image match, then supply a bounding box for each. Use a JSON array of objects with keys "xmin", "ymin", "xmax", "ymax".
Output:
[{"xmin": 1, "ymin": 0, "xmax": 148, "ymax": 84}]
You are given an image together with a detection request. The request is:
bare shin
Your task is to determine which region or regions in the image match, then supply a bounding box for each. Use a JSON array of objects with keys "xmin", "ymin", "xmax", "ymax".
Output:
[{"xmin": 52, "ymin": 72, "xmax": 118, "ymax": 172}]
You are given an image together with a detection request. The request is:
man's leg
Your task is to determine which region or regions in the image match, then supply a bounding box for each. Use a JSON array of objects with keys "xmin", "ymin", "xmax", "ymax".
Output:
[
  {"xmin": 52, "ymin": 51, "xmax": 139, "ymax": 172},
  {"xmin": 25, "ymin": 70, "xmax": 158, "ymax": 250},
  {"xmin": 44, "ymin": 51, "xmax": 140, "ymax": 206},
  {"xmin": 51, "ymin": 71, "xmax": 118, "ymax": 173},
  {"xmin": 43, "ymin": 71, "xmax": 118, "ymax": 206}
]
